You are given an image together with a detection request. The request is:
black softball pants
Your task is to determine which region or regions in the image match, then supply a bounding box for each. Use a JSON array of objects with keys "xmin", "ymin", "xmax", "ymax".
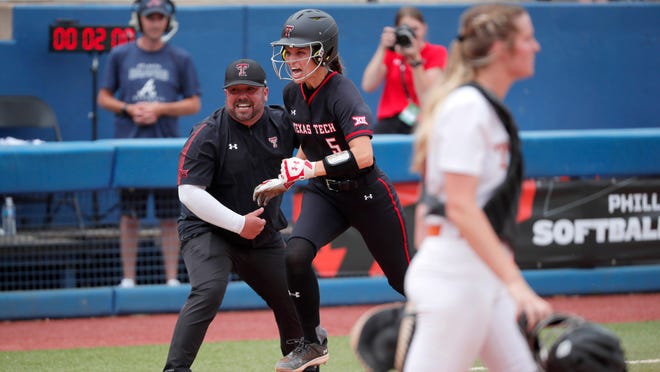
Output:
[
  {"xmin": 163, "ymin": 231, "xmax": 303, "ymax": 372},
  {"xmin": 286, "ymin": 168, "xmax": 412, "ymax": 343}
]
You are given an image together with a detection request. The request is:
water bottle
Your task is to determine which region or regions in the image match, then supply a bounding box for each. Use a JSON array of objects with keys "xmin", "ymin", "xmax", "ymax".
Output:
[{"xmin": 2, "ymin": 197, "xmax": 17, "ymax": 236}]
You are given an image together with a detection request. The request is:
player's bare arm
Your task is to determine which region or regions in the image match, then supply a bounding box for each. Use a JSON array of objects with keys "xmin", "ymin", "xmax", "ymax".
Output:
[
  {"xmin": 147, "ymin": 95, "xmax": 201, "ymax": 117},
  {"xmin": 97, "ymin": 88, "xmax": 126, "ymax": 116},
  {"xmin": 443, "ymin": 171, "xmax": 551, "ymax": 327},
  {"xmin": 295, "ymin": 147, "xmax": 307, "ymax": 160},
  {"xmin": 346, "ymin": 136, "xmax": 374, "ymax": 169},
  {"xmin": 301, "ymin": 136, "xmax": 375, "ymax": 179}
]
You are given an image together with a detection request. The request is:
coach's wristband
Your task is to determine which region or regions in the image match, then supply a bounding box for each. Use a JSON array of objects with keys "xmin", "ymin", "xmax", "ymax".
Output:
[{"xmin": 120, "ymin": 103, "xmax": 130, "ymax": 117}]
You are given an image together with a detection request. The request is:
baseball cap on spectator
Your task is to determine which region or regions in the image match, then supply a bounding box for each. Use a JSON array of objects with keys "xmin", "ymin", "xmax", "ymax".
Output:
[
  {"xmin": 139, "ymin": 0, "xmax": 172, "ymax": 17},
  {"xmin": 224, "ymin": 59, "xmax": 267, "ymax": 88}
]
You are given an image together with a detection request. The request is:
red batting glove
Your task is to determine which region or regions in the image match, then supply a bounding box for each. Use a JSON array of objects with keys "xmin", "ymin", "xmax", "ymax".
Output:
[{"xmin": 280, "ymin": 157, "xmax": 316, "ymax": 183}]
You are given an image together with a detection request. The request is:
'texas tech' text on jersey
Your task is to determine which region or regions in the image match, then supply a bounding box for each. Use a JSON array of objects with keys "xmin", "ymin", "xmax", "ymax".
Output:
[{"xmin": 283, "ymin": 71, "xmax": 374, "ymax": 162}]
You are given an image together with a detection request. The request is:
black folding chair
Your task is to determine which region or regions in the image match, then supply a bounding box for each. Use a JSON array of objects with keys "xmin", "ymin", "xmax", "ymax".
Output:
[{"xmin": 0, "ymin": 95, "xmax": 85, "ymax": 229}]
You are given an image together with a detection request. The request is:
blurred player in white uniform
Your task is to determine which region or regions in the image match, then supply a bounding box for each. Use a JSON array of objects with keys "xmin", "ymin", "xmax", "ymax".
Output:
[{"xmin": 404, "ymin": 4, "xmax": 552, "ymax": 372}]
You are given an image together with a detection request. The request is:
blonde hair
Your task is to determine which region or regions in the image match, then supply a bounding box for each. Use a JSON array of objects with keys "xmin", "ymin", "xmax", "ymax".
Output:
[{"xmin": 411, "ymin": 4, "xmax": 527, "ymax": 173}]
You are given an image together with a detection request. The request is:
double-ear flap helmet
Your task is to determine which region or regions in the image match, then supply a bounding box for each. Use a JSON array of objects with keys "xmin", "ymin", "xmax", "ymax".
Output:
[
  {"xmin": 522, "ymin": 313, "xmax": 627, "ymax": 372},
  {"xmin": 270, "ymin": 9, "xmax": 339, "ymax": 80}
]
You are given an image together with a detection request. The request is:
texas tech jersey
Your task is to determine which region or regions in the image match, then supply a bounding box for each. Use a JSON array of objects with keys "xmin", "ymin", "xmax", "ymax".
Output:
[{"xmin": 282, "ymin": 71, "xmax": 374, "ymax": 162}]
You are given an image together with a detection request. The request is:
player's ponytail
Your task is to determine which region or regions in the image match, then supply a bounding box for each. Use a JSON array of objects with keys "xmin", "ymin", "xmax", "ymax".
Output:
[
  {"xmin": 411, "ymin": 4, "xmax": 526, "ymax": 174},
  {"xmin": 327, "ymin": 56, "xmax": 343, "ymax": 75},
  {"xmin": 411, "ymin": 38, "xmax": 464, "ymax": 174}
]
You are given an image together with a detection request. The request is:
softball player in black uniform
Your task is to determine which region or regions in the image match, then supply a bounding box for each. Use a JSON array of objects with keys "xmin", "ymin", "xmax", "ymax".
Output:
[
  {"xmin": 164, "ymin": 59, "xmax": 317, "ymax": 372},
  {"xmin": 254, "ymin": 9, "xmax": 412, "ymax": 371}
]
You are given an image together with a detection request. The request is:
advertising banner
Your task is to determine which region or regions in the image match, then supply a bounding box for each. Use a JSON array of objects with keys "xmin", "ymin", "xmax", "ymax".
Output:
[
  {"xmin": 513, "ymin": 177, "xmax": 660, "ymax": 269},
  {"xmin": 296, "ymin": 177, "xmax": 660, "ymax": 277}
]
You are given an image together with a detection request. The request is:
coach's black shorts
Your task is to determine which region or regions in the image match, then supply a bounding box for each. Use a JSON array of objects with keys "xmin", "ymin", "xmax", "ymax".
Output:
[{"xmin": 120, "ymin": 188, "xmax": 179, "ymax": 219}]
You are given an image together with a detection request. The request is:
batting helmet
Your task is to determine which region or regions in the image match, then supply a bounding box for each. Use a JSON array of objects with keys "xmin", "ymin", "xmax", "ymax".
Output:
[
  {"xmin": 522, "ymin": 313, "xmax": 627, "ymax": 372},
  {"xmin": 270, "ymin": 9, "xmax": 339, "ymax": 80},
  {"xmin": 349, "ymin": 302, "xmax": 415, "ymax": 372}
]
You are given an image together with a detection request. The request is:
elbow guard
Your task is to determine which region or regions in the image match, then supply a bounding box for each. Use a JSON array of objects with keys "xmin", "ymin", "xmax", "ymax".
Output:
[{"xmin": 323, "ymin": 150, "xmax": 360, "ymax": 178}]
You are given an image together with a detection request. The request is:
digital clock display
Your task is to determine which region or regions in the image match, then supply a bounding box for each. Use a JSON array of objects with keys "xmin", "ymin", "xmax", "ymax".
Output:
[{"xmin": 49, "ymin": 23, "xmax": 136, "ymax": 53}]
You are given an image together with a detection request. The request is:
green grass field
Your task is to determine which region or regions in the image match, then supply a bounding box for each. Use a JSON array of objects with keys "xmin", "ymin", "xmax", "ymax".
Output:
[{"xmin": 2, "ymin": 321, "xmax": 659, "ymax": 372}]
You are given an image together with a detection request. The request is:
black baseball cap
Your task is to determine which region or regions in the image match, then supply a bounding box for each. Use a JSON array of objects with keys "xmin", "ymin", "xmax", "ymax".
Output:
[
  {"xmin": 138, "ymin": 0, "xmax": 172, "ymax": 17},
  {"xmin": 224, "ymin": 59, "xmax": 267, "ymax": 88}
]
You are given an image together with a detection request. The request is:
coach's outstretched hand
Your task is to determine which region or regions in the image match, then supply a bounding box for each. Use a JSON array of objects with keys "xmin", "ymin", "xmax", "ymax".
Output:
[
  {"xmin": 253, "ymin": 178, "xmax": 293, "ymax": 207},
  {"xmin": 240, "ymin": 208, "xmax": 265, "ymax": 239}
]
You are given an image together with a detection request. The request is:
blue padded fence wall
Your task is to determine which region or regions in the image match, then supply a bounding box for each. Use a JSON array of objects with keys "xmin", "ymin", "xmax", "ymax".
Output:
[{"xmin": 0, "ymin": 129, "xmax": 659, "ymax": 320}]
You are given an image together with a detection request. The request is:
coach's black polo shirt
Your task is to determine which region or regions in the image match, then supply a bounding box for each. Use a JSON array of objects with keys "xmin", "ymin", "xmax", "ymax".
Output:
[{"xmin": 177, "ymin": 106, "xmax": 297, "ymax": 247}]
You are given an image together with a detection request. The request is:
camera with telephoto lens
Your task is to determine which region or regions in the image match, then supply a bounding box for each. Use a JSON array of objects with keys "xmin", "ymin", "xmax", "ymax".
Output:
[{"xmin": 391, "ymin": 24, "xmax": 416, "ymax": 50}]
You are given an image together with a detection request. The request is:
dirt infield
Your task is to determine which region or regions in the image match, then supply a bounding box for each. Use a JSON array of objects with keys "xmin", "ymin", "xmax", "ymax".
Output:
[{"xmin": 1, "ymin": 292, "xmax": 659, "ymax": 351}]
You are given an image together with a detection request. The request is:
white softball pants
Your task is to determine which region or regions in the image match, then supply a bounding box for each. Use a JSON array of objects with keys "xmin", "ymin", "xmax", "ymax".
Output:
[{"xmin": 403, "ymin": 235, "xmax": 537, "ymax": 372}]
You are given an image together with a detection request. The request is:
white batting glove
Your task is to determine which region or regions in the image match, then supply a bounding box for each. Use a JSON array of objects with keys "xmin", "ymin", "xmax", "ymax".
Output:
[
  {"xmin": 280, "ymin": 157, "xmax": 316, "ymax": 184},
  {"xmin": 252, "ymin": 178, "xmax": 293, "ymax": 207}
]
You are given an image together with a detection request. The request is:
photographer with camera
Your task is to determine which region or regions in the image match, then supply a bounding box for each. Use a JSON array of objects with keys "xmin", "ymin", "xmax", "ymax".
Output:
[{"xmin": 362, "ymin": 6, "xmax": 447, "ymax": 134}]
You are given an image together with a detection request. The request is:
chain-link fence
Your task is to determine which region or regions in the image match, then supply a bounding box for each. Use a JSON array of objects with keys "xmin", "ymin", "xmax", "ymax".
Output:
[{"xmin": 1, "ymin": 189, "xmax": 188, "ymax": 291}]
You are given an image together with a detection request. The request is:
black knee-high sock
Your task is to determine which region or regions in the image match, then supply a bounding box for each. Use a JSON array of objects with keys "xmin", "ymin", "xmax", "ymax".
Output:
[{"xmin": 286, "ymin": 237, "xmax": 321, "ymax": 343}]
